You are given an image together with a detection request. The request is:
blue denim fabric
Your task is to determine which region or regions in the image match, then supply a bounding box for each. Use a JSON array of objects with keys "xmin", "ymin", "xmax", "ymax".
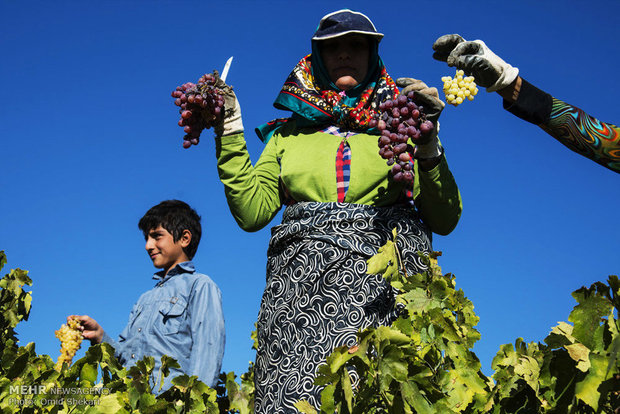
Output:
[{"xmin": 101, "ymin": 262, "xmax": 225, "ymax": 391}]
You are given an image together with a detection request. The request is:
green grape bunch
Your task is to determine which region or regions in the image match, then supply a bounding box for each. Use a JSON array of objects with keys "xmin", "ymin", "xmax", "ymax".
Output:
[
  {"xmin": 54, "ymin": 317, "xmax": 83, "ymax": 370},
  {"xmin": 442, "ymin": 69, "xmax": 478, "ymax": 106}
]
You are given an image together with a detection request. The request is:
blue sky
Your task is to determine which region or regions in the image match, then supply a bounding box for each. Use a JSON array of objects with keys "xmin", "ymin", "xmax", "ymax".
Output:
[{"xmin": 1, "ymin": 0, "xmax": 618, "ymax": 380}]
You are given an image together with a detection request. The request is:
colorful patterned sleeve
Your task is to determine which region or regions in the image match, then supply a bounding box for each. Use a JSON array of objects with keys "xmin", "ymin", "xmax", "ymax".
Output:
[{"xmin": 504, "ymin": 79, "xmax": 620, "ymax": 173}]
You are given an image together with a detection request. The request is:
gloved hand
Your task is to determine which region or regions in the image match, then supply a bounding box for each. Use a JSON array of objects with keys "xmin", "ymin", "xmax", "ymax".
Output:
[
  {"xmin": 395, "ymin": 77, "xmax": 444, "ymax": 105},
  {"xmin": 410, "ymin": 90, "xmax": 443, "ymax": 159},
  {"xmin": 214, "ymin": 77, "xmax": 244, "ymax": 137},
  {"xmin": 432, "ymin": 34, "xmax": 519, "ymax": 93},
  {"xmin": 395, "ymin": 77, "xmax": 445, "ymax": 159}
]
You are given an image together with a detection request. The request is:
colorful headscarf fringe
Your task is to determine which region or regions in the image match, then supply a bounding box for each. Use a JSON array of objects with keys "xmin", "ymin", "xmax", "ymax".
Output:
[{"xmin": 255, "ymin": 54, "xmax": 399, "ymax": 143}]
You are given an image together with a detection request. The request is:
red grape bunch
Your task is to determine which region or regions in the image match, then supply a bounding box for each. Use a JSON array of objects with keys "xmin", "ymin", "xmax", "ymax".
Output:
[
  {"xmin": 369, "ymin": 91, "xmax": 435, "ymax": 185},
  {"xmin": 171, "ymin": 71, "xmax": 226, "ymax": 148}
]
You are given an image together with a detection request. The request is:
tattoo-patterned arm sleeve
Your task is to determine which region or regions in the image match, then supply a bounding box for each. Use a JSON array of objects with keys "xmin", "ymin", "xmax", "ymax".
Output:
[{"xmin": 504, "ymin": 79, "xmax": 620, "ymax": 173}]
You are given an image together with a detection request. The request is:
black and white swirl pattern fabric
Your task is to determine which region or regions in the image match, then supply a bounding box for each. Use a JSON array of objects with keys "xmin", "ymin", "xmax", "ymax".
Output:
[{"xmin": 254, "ymin": 202, "xmax": 432, "ymax": 413}]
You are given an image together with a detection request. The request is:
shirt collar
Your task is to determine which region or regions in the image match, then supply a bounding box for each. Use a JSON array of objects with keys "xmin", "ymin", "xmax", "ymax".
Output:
[{"xmin": 153, "ymin": 261, "xmax": 195, "ymax": 283}]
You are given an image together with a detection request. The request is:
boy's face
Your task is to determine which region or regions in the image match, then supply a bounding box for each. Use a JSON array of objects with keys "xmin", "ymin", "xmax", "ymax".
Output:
[{"xmin": 144, "ymin": 225, "xmax": 190, "ymax": 275}]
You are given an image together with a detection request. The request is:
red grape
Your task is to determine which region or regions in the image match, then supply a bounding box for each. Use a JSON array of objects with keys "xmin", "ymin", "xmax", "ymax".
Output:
[
  {"xmin": 372, "ymin": 91, "xmax": 435, "ymax": 186},
  {"xmin": 170, "ymin": 70, "xmax": 227, "ymax": 148}
]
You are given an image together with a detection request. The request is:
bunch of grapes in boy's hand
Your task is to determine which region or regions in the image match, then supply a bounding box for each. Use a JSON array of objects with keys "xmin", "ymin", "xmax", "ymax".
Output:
[
  {"xmin": 54, "ymin": 317, "xmax": 83, "ymax": 370},
  {"xmin": 369, "ymin": 91, "xmax": 436, "ymax": 185},
  {"xmin": 171, "ymin": 71, "xmax": 227, "ymax": 148}
]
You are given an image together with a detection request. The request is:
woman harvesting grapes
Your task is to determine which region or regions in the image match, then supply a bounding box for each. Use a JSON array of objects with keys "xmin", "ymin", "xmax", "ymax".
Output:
[{"xmin": 208, "ymin": 9, "xmax": 461, "ymax": 412}]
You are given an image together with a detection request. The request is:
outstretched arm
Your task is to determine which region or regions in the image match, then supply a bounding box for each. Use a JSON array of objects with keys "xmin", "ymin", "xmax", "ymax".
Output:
[
  {"xmin": 432, "ymin": 34, "xmax": 620, "ymax": 173},
  {"xmin": 499, "ymin": 77, "xmax": 620, "ymax": 173}
]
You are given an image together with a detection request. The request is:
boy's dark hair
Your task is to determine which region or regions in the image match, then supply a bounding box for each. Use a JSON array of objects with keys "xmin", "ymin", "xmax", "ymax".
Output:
[{"xmin": 138, "ymin": 200, "xmax": 202, "ymax": 259}]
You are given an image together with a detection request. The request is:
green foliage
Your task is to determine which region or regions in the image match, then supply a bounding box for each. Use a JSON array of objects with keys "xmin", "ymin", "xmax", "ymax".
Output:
[
  {"xmin": 491, "ymin": 275, "xmax": 620, "ymax": 413},
  {"xmin": 218, "ymin": 362, "xmax": 255, "ymax": 414},
  {"xmin": 0, "ymin": 250, "xmax": 254, "ymax": 414},
  {"xmin": 0, "ymin": 250, "xmax": 32, "ymax": 344},
  {"xmin": 307, "ymin": 244, "xmax": 493, "ymax": 414},
  {"xmin": 297, "ymin": 233, "xmax": 620, "ymax": 413},
  {"xmin": 2, "ymin": 243, "xmax": 619, "ymax": 414}
]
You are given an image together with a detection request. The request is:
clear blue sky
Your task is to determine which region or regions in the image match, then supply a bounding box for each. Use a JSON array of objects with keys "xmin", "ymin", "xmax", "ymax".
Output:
[{"xmin": 1, "ymin": 0, "xmax": 618, "ymax": 379}]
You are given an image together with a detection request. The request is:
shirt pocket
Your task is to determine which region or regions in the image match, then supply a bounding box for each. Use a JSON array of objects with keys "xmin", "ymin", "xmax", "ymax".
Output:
[{"xmin": 153, "ymin": 296, "xmax": 188, "ymax": 335}]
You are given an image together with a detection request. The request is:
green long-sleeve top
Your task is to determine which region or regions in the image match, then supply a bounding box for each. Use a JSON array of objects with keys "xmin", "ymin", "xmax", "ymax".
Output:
[{"xmin": 215, "ymin": 120, "xmax": 462, "ymax": 235}]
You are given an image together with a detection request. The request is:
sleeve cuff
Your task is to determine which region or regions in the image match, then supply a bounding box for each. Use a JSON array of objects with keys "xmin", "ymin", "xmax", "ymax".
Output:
[
  {"xmin": 503, "ymin": 78, "xmax": 552, "ymax": 125},
  {"xmin": 215, "ymin": 131, "xmax": 246, "ymax": 157}
]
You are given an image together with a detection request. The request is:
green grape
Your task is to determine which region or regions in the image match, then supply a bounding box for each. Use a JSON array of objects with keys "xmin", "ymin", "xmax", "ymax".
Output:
[
  {"xmin": 442, "ymin": 69, "xmax": 478, "ymax": 106},
  {"xmin": 54, "ymin": 317, "xmax": 83, "ymax": 370}
]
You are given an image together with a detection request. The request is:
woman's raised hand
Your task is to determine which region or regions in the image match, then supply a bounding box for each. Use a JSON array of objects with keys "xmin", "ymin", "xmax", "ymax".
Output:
[
  {"xmin": 395, "ymin": 77, "xmax": 443, "ymax": 105},
  {"xmin": 214, "ymin": 77, "xmax": 244, "ymax": 137}
]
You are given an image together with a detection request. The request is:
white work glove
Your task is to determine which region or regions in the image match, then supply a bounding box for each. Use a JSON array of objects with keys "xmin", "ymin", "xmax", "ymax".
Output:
[
  {"xmin": 432, "ymin": 34, "xmax": 519, "ymax": 93},
  {"xmin": 395, "ymin": 78, "xmax": 444, "ymax": 159},
  {"xmin": 214, "ymin": 77, "xmax": 244, "ymax": 137}
]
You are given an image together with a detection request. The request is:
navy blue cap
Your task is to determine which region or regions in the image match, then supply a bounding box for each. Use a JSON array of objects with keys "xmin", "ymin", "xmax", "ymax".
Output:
[{"xmin": 312, "ymin": 9, "xmax": 384, "ymax": 42}]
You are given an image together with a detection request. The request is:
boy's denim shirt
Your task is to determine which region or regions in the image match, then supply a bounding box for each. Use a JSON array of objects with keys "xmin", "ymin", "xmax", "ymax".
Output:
[{"xmin": 102, "ymin": 261, "xmax": 225, "ymax": 391}]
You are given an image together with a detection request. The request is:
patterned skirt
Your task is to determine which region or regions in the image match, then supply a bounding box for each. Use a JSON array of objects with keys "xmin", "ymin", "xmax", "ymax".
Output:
[{"xmin": 254, "ymin": 202, "xmax": 432, "ymax": 413}]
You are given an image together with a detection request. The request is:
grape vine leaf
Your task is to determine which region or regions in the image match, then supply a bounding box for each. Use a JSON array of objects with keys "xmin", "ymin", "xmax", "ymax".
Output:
[
  {"xmin": 574, "ymin": 353, "xmax": 609, "ymax": 410},
  {"xmin": 401, "ymin": 381, "xmax": 434, "ymax": 414},
  {"xmin": 565, "ymin": 343, "xmax": 590, "ymax": 372},
  {"xmin": 366, "ymin": 228, "xmax": 399, "ymax": 280},
  {"xmin": 544, "ymin": 321, "xmax": 575, "ymax": 349},
  {"xmin": 80, "ymin": 362, "xmax": 98, "ymax": 384},
  {"xmin": 568, "ymin": 285, "xmax": 613, "ymax": 349},
  {"xmin": 294, "ymin": 399, "xmax": 318, "ymax": 414}
]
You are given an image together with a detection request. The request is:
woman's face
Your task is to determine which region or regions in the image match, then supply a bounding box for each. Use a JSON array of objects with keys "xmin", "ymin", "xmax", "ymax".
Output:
[{"xmin": 319, "ymin": 34, "xmax": 370, "ymax": 91}]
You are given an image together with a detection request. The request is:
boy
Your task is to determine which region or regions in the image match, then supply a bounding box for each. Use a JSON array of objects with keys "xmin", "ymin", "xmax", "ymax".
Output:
[{"xmin": 72, "ymin": 200, "xmax": 225, "ymax": 391}]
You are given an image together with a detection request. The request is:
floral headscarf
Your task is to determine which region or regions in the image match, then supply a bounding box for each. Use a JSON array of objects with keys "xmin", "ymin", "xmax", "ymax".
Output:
[{"xmin": 255, "ymin": 39, "xmax": 399, "ymax": 143}]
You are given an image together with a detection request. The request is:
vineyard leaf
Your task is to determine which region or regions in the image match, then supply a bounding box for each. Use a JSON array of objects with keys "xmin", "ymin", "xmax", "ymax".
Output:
[
  {"xmin": 402, "ymin": 288, "xmax": 438, "ymax": 315},
  {"xmin": 608, "ymin": 275, "xmax": 620, "ymax": 310},
  {"xmin": 140, "ymin": 400, "xmax": 173, "ymax": 414},
  {"xmin": 366, "ymin": 239, "xmax": 399, "ymax": 280},
  {"xmin": 606, "ymin": 335, "xmax": 620, "ymax": 379},
  {"xmin": 81, "ymin": 362, "xmax": 98, "ymax": 384},
  {"xmin": 392, "ymin": 316, "xmax": 414, "ymax": 337},
  {"xmin": 9, "ymin": 267, "xmax": 32, "ymax": 287},
  {"xmin": 324, "ymin": 346, "xmax": 356, "ymax": 375},
  {"xmin": 574, "ymin": 353, "xmax": 608, "ymax": 410},
  {"xmin": 376, "ymin": 326, "xmax": 411, "ymax": 346},
  {"xmin": 439, "ymin": 368, "xmax": 477, "ymax": 412},
  {"xmin": 428, "ymin": 278, "xmax": 449, "ymax": 302},
  {"xmin": 0, "ymin": 251, "xmax": 6, "ymax": 271},
  {"xmin": 513, "ymin": 355, "xmax": 541, "ymax": 393},
  {"xmin": 320, "ymin": 383, "xmax": 336, "ymax": 414},
  {"xmin": 294, "ymin": 400, "xmax": 318, "ymax": 414},
  {"xmin": 6, "ymin": 351, "xmax": 29, "ymax": 379},
  {"xmin": 569, "ymin": 287, "xmax": 613, "ymax": 349},
  {"xmin": 21, "ymin": 292, "xmax": 32, "ymax": 319},
  {"xmin": 565, "ymin": 343, "xmax": 590, "ymax": 372},
  {"xmin": 84, "ymin": 393, "xmax": 126, "ymax": 413},
  {"xmin": 158, "ymin": 354, "xmax": 180, "ymax": 392},
  {"xmin": 341, "ymin": 368, "xmax": 354, "ymax": 413},
  {"xmin": 400, "ymin": 381, "xmax": 433, "ymax": 414},
  {"xmin": 544, "ymin": 321, "xmax": 575, "ymax": 349},
  {"xmin": 379, "ymin": 346, "xmax": 408, "ymax": 383},
  {"xmin": 138, "ymin": 390, "xmax": 157, "ymax": 408},
  {"xmin": 251, "ymin": 323, "xmax": 258, "ymax": 350},
  {"xmin": 128, "ymin": 386, "xmax": 140, "ymax": 409}
]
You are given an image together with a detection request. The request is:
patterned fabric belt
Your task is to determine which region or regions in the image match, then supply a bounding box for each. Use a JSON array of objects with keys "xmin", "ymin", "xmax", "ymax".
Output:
[{"xmin": 269, "ymin": 201, "xmax": 429, "ymax": 261}]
